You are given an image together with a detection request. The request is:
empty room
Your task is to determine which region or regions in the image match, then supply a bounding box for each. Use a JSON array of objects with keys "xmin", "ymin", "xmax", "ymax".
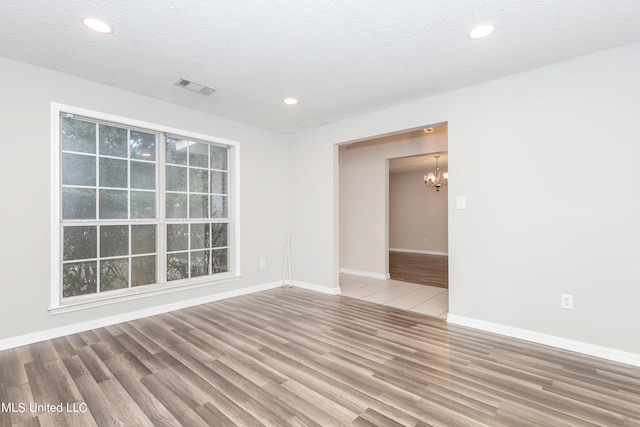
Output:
[{"xmin": 1, "ymin": 1, "xmax": 640, "ymax": 426}]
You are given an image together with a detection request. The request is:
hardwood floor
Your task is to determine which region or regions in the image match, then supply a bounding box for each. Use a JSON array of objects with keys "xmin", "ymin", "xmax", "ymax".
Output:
[
  {"xmin": 389, "ymin": 251, "xmax": 448, "ymax": 288},
  {"xmin": 1, "ymin": 287, "xmax": 639, "ymax": 426}
]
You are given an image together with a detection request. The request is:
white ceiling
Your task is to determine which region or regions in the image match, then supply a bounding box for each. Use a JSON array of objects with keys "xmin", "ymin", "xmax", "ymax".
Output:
[
  {"xmin": 389, "ymin": 153, "xmax": 448, "ymax": 175},
  {"xmin": 2, "ymin": 1, "xmax": 640, "ymax": 134}
]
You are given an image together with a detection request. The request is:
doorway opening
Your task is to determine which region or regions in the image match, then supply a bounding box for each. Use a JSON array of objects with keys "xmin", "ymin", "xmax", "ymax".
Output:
[{"xmin": 337, "ymin": 123, "xmax": 449, "ymax": 318}]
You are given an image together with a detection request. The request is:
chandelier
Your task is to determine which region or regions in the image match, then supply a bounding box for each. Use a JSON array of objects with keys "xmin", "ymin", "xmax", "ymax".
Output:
[{"xmin": 424, "ymin": 155, "xmax": 448, "ymax": 192}]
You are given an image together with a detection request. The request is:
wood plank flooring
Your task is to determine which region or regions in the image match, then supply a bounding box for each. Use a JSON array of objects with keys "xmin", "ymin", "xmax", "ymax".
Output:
[
  {"xmin": 1, "ymin": 287, "xmax": 639, "ymax": 426},
  {"xmin": 389, "ymin": 251, "xmax": 448, "ymax": 288}
]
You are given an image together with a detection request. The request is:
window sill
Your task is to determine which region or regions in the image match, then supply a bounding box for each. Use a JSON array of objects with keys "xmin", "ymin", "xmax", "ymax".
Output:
[{"xmin": 49, "ymin": 274, "xmax": 241, "ymax": 315}]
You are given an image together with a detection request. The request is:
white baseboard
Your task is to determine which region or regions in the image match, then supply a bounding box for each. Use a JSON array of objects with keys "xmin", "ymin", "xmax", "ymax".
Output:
[
  {"xmin": 389, "ymin": 248, "xmax": 448, "ymax": 256},
  {"xmin": 447, "ymin": 314, "xmax": 640, "ymax": 368},
  {"xmin": 0, "ymin": 281, "xmax": 283, "ymax": 351},
  {"xmin": 292, "ymin": 280, "xmax": 342, "ymax": 295},
  {"xmin": 339, "ymin": 268, "xmax": 390, "ymax": 280}
]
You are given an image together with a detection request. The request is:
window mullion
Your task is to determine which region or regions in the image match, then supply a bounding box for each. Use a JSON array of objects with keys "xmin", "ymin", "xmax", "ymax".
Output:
[
  {"xmin": 157, "ymin": 133, "xmax": 167, "ymax": 285},
  {"xmin": 127, "ymin": 129, "xmax": 132, "ymax": 290},
  {"xmin": 128, "ymin": 129, "xmax": 133, "ymax": 236},
  {"xmin": 96, "ymin": 224, "xmax": 101, "ymax": 295},
  {"xmin": 95, "ymin": 122, "xmax": 100, "ymax": 227}
]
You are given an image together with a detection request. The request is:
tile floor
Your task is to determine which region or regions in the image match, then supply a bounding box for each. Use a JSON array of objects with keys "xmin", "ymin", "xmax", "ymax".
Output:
[{"xmin": 339, "ymin": 273, "xmax": 449, "ymax": 319}]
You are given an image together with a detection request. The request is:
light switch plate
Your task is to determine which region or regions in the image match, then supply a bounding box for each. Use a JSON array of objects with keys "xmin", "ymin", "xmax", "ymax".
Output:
[{"xmin": 456, "ymin": 196, "xmax": 467, "ymax": 210}]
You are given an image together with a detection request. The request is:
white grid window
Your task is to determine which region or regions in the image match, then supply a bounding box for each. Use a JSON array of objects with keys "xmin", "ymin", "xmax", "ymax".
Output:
[{"xmin": 52, "ymin": 106, "xmax": 237, "ymax": 309}]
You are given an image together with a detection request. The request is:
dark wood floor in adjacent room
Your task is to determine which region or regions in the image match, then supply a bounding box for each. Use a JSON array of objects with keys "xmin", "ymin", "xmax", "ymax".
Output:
[
  {"xmin": 389, "ymin": 251, "xmax": 448, "ymax": 288},
  {"xmin": 1, "ymin": 287, "xmax": 639, "ymax": 426}
]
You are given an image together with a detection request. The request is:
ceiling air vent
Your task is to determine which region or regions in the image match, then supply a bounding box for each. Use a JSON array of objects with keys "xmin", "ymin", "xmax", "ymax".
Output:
[{"xmin": 174, "ymin": 78, "xmax": 216, "ymax": 96}]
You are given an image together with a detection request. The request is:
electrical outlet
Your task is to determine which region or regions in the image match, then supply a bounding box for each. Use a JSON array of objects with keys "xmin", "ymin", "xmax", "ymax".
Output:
[
  {"xmin": 260, "ymin": 259, "xmax": 266, "ymax": 268},
  {"xmin": 560, "ymin": 294, "xmax": 573, "ymax": 309}
]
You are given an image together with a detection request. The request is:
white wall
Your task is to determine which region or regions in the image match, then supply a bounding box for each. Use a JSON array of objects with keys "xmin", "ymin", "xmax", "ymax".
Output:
[
  {"xmin": 0, "ymin": 56, "xmax": 289, "ymax": 343},
  {"xmin": 338, "ymin": 131, "xmax": 447, "ymax": 277},
  {"xmin": 290, "ymin": 41, "xmax": 640, "ymax": 356},
  {"xmin": 389, "ymin": 170, "xmax": 448, "ymax": 254}
]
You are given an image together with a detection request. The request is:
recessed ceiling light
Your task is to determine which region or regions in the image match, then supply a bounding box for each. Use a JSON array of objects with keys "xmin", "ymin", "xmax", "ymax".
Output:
[
  {"xmin": 284, "ymin": 98, "xmax": 298, "ymax": 105},
  {"xmin": 468, "ymin": 24, "xmax": 495, "ymax": 39},
  {"xmin": 83, "ymin": 17, "xmax": 113, "ymax": 34}
]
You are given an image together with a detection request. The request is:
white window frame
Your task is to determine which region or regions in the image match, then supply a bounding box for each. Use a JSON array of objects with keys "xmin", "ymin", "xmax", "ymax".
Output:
[{"xmin": 49, "ymin": 103, "xmax": 241, "ymax": 314}]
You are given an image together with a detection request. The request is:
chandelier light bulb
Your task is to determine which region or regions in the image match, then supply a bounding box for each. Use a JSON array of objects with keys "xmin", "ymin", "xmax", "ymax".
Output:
[{"xmin": 423, "ymin": 155, "xmax": 448, "ymax": 192}]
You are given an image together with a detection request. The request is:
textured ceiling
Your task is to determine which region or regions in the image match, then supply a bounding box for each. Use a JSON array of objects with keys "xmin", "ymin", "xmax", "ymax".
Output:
[{"xmin": 2, "ymin": 1, "xmax": 640, "ymax": 134}]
